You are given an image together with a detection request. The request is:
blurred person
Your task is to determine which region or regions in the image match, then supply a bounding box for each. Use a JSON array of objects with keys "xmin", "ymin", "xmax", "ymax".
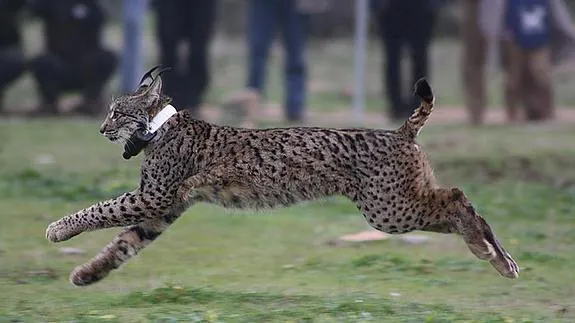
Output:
[
  {"xmin": 460, "ymin": 0, "xmax": 496, "ymax": 125},
  {"xmin": 121, "ymin": 0, "xmax": 148, "ymax": 93},
  {"xmin": 0, "ymin": 0, "xmax": 26, "ymax": 115},
  {"xmin": 372, "ymin": 0, "xmax": 442, "ymax": 121},
  {"xmin": 227, "ymin": 0, "xmax": 315, "ymax": 124},
  {"xmin": 461, "ymin": 0, "xmax": 575, "ymax": 124},
  {"xmin": 28, "ymin": 0, "xmax": 117, "ymax": 117},
  {"xmin": 152, "ymin": 0, "xmax": 218, "ymax": 115},
  {"xmin": 504, "ymin": 0, "xmax": 553, "ymax": 122}
]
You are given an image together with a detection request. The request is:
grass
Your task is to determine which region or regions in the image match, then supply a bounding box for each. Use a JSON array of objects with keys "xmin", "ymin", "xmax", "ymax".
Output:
[{"xmin": 1, "ymin": 119, "xmax": 574, "ymax": 322}]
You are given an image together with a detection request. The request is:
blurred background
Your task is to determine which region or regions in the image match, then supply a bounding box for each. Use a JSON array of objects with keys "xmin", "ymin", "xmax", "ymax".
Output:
[
  {"xmin": 2, "ymin": 0, "xmax": 575, "ymax": 124},
  {"xmin": 1, "ymin": 0, "xmax": 575, "ymax": 322}
]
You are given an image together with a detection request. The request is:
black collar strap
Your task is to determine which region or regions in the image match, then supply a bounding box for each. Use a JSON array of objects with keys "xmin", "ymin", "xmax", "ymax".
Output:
[{"xmin": 122, "ymin": 104, "xmax": 178, "ymax": 160}]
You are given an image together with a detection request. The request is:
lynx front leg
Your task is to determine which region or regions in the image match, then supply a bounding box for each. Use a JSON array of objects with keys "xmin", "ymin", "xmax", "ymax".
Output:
[
  {"xmin": 69, "ymin": 210, "xmax": 182, "ymax": 286},
  {"xmin": 46, "ymin": 190, "xmax": 165, "ymax": 243}
]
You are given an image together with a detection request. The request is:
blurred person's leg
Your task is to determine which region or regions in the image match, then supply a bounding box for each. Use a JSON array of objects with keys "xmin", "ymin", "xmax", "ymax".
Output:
[
  {"xmin": 75, "ymin": 49, "xmax": 118, "ymax": 117},
  {"xmin": 502, "ymin": 40, "xmax": 524, "ymax": 123},
  {"xmin": 247, "ymin": 0, "xmax": 278, "ymax": 97},
  {"xmin": 377, "ymin": 2, "xmax": 407, "ymax": 120},
  {"xmin": 121, "ymin": 0, "xmax": 147, "ymax": 93},
  {"xmin": 0, "ymin": 48, "xmax": 26, "ymax": 113},
  {"xmin": 222, "ymin": 0, "xmax": 276, "ymax": 127},
  {"xmin": 523, "ymin": 46, "xmax": 554, "ymax": 121},
  {"xmin": 406, "ymin": 0, "xmax": 436, "ymax": 110},
  {"xmin": 183, "ymin": 0, "xmax": 217, "ymax": 114},
  {"xmin": 220, "ymin": 88, "xmax": 261, "ymax": 127},
  {"xmin": 154, "ymin": 0, "xmax": 185, "ymax": 109},
  {"xmin": 279, "ymin": 0, "xmax": 309, "ymax": 122},
  {"xmin": 29, "ymin": 53, "xmax": 70, "ymax": 115},
  {"xmin": 461, "ymin": 0, "xmax": 487, "ymax": 125}
]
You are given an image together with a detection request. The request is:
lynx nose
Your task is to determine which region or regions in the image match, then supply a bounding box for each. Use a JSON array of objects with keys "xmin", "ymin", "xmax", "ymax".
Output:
[{"xmin": 99, "ymin": 124, "xmax": 107, "ymax": 134}]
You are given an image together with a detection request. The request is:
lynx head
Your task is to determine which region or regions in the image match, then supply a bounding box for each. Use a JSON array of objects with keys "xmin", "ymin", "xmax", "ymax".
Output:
[{"xmin": 99, "ymin": 66, "xmax": 171, "ymax": 145}]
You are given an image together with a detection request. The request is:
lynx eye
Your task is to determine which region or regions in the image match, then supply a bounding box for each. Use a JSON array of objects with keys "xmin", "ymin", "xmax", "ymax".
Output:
[{"xmin": 110, "ymin": 111, "xmax": 117, "ymax": 121}]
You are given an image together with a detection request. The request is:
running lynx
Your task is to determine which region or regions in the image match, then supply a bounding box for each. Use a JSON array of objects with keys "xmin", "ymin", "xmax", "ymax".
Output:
[{"xmin": 46, "ymin": 67, "xmax": 519, "ymax": 286}]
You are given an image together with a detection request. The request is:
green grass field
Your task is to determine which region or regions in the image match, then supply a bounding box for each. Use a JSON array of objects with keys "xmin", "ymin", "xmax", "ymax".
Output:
[{"xmin": 1, "ymin": 119, "xmax": 574, "ymax": 322}]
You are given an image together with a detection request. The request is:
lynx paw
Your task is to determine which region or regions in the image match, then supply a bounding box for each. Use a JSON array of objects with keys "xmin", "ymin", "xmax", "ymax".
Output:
[
  {"xmin": 70, "ymin": 264, "xmax": 107, "ymax": 286},
  {"xmin": 45, "ymin": 220, "xmax": 77, "ymax": 243},
  {"xmin": 466, "ymin": 238, "xmax": 520, "ymax": 279},
  {"xmin": 490, "ymin": 250, "xmax": 520, "ymax": 279}
]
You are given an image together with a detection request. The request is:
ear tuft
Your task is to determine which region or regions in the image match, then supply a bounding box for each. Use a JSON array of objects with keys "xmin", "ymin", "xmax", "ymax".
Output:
[
  {"xmin": 138, "ymin": 65, "xmax": 161, "ymax": 89},
  {"xmin": 137, "ymin": 66, "xmax": 171, "ymax": 92}
]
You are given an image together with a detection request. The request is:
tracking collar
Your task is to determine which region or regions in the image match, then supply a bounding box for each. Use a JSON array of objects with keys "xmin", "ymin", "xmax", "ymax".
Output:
[{"xmin": 122, "ymin": 104, "xmax": 178, "ymax": 160}]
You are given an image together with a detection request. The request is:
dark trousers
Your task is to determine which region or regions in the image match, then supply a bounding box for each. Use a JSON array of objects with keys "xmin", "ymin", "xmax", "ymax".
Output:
[
  {"xmin": 503, "ymin": 41, "xmax": 554, "ymax": 122},
  {"xmin": 376, "ymin": 1, "xmax": 436, "ymax": 119},
  {"xmin": 0, "ymin": 48, "xmax": 25, "ymax": 110},
  {"xmin": 247, "ymin": 0, "xmax": 308, "ymax": 121},
  {"xmin": 461, "ymin": 0, "xmax": 487, "ymax": 124},
  {"xmin": 154, "ymin": 0, "xmax": 217, "ymax": 112},
  {"xmin": 29, "ymin": 49, "xmax": 117, "ymax": 105}
]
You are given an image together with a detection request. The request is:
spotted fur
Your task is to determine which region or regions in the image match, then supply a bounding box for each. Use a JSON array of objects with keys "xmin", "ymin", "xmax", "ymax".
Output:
[{"xmin": 46, "ymin": 70, "xmax": 519, "ymax": 286}]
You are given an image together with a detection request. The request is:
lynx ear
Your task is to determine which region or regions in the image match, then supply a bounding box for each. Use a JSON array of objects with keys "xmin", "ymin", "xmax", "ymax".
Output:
[
  {"xmin": 145, "ymin": 74, "xmax": 163, "ymax": 99},
  {"xmin": 136, "ymin": 66, "xmax": 170, "ymax": 94},
  {"xmin": 137, "ymin": 66, "xmax": 160, "ymax": 89}
]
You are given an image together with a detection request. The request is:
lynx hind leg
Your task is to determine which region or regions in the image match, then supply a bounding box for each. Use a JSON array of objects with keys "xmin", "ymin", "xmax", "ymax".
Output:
[
  {"xmin": 441, "ymin": 188, "xmax": 520, "ymax": 279},
  {"xmin": 70, "ymin": 212, "xmax": 180, "ymax": 286}
]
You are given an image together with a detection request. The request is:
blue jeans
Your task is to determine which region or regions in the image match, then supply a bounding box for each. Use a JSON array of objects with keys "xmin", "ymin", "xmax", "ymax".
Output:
[
  {"xmin": 121, "ymin": 0, "xmax": 147, "ymax": 93},
  {"xmin": 153, "ymin": 0, "xmax": 217, "ymax": 112},
  {"xmin": 247, "ymin": 0, "xmax": 309, "ymax": 120}
]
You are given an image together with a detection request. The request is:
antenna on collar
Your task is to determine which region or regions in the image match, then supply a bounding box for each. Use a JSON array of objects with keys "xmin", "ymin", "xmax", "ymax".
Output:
[
  {"xmin": 122, "ymin": 104, "xmax": 178, "ymax": 160},
  {"xmin": 122, "ymin": 129, "xmax": 156, "ymax": 160}
]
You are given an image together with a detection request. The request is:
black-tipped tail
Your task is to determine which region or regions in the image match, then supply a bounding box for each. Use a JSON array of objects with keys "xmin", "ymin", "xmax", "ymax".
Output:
[
  {"xmin": 413, "ymin": 78, "xmax": 433, "ymax": 104},
  {"xmin": 398, "ymin": 78, "xmax": 435, "ymax": 139}
]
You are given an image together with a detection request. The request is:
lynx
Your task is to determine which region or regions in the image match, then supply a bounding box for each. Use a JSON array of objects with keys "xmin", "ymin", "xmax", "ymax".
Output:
[{"xmin": 46, "ymin": 67, "xmax": 519, "ymax": 286}]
